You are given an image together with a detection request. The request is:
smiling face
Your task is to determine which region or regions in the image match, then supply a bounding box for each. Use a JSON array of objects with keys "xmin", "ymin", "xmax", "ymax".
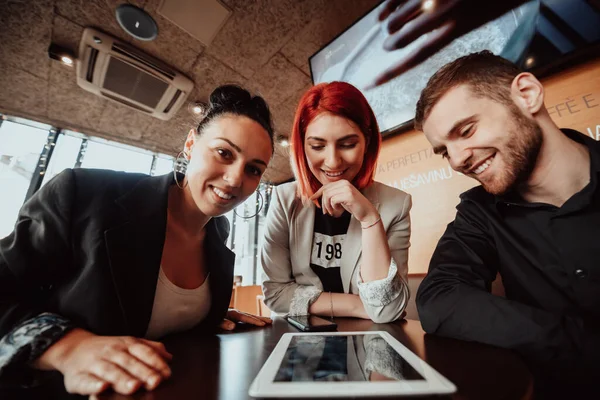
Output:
[
  {"xmin": 303, "ymin": 113, "xmax": 367, "ymax": 186},
  {"xmin": 184, "ymin": 114, "xmax": 272, "ymax": 216},
  {"xmin": 422, "ymin": 84, "xmax": 542, "ymax": 195}
]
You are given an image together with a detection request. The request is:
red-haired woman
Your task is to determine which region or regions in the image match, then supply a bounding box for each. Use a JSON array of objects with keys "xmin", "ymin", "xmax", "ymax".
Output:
[{"xmin": 261, "ymin": 82, "xmax": 411, "ymax": 323}]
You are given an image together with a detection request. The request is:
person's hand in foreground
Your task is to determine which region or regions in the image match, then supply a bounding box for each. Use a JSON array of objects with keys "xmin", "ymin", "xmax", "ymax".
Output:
[
  {"xmin": 367, "ymin": 0, "xmax": 528, "ymax": 88},
  {"xmin": 34, "ymin": 329, "xmax": 172, "ymax": 395}
]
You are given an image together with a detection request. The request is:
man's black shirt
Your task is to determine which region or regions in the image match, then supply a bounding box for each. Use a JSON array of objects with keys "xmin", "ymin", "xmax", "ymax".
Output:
[{"xmin": 417, "ymin": 129, "xmax": 600, "ymax": 397}]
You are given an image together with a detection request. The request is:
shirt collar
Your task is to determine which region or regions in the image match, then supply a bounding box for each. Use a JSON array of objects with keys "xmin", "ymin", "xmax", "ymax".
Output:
[{"xmin": 495, "ymin": 129, "xmax": 600, "ymax": 207}]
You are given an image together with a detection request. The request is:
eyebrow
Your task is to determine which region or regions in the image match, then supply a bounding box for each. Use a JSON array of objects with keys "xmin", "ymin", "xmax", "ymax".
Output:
[
  {"xmin": 306, "ymin": 134, "xmax": 360, "ymax": 142},
  {"xmin": 216, "ymin": 137, "xmax": 268, "ymax": 167},
  {"xmin": 432, "ymin": 115, "xmax": 478, "ymax": 155}
]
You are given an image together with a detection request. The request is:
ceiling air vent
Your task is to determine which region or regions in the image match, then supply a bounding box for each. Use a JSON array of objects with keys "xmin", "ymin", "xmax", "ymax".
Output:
[
  {"xmin": 76, "ymin": 28, "xmax": 194, "ymax": 120},
  {"xmin": 163, "ymin": 89, "xmax": 182, "ymax": 113},
  {"xmin": 85, "ymin": 47, "xmax": 99, "ymax": 82},
  {"xmin": 111, "ymin": 42, "xmax": 177, "ymax": 80}
]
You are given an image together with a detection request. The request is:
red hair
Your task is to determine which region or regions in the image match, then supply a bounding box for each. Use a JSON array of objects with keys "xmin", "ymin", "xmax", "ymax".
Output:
[{"xmin": 290, "ymin": 81, "xmax": 381, "ymax": 203}]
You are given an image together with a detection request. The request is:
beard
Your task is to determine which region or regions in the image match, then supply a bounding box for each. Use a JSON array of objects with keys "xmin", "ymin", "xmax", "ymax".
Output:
[{"xmin": 480, "ymin": 106, "xmax": 543, "ymax": 196}]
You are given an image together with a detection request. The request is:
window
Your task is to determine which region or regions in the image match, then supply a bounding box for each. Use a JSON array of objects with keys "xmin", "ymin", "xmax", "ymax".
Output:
[
  {"xmin": 152, "ymin": 155, "xmax": 175, "ymax": 176},
  {"xmin": 1, "ymin": 117, "xmax": 174, "ymax": 239},
  {"xmin": 226, "ymin": 184, "xmax": 273, "ymax": 285},
  {"xmin": 0, "ymin": 120, "xmax": 50, "ymax": 238},
  {"xmin": 80, "ymin": 139, "xmax": 154, "ymax": 173},
  {"xmin": 41, "ymin": 133, "xmax": 82, "ymax": 187}
]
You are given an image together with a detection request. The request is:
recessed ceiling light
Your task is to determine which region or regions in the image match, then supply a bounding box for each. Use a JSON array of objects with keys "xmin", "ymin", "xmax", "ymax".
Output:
[
  {"xmin": 48, "ymin": 43, "xmax": 76, "ymax": 67},
  {"xmin": 277, "ymin": 135, "xmax": 290, "ymax": 147},
  {"xmin": 192, "ymin": 105, "xmax": 203, "ymax": 114}
]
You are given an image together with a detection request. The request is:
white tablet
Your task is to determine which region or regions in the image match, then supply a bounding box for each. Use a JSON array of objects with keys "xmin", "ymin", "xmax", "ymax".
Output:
[{"xmin": 249, "ymin": 331, "xmax": 456, "ymax": 398}]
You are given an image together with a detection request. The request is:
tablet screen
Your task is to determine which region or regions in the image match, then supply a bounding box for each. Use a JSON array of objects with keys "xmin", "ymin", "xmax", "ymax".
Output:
[{"xmin": 273, "ymin": 334, "xmax": 424, "ymax": 382}]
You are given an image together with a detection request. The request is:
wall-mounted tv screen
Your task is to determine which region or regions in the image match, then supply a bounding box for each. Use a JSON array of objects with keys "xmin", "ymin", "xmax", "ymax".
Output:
[{"xmin": 309, "ymin": 0, "xmax": 600, "ymax": 136}]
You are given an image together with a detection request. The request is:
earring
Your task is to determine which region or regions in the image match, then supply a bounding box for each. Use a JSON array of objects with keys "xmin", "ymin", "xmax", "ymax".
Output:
[
  {"xmin": 173, "ymin": 151, "xmax": 189, "ymax": 189},
  {"xmin": 234, "ymin": 190, "xmax": 264, "ymax": 219}
]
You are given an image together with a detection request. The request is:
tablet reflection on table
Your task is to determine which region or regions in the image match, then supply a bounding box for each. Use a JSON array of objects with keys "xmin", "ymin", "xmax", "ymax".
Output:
[{"xmin": 273, "ymin": 334, "xmax": 424, "ymax": 382}]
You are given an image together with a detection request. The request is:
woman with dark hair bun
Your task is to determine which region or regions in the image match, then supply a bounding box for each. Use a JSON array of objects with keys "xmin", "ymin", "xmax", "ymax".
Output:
[{"xmin": 0, "ymin": 85, "xmax": 274, "ymax": 395}]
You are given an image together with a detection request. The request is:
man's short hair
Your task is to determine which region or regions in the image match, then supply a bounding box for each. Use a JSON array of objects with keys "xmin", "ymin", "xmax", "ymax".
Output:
[{"xmin": 414, "ymin": 50, "xmax": 523, "ymax": 131}]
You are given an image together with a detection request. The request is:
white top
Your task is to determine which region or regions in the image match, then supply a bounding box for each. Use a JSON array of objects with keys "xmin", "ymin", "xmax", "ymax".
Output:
[{"xmin": 145, "ymin": 266, "xmax": 211, "ymax": 340}]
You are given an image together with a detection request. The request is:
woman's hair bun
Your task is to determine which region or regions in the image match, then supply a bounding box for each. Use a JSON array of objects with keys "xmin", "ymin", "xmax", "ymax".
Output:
[
  {"xmin": 208, "ymin": 84, "xmax": 253, "ymax": 112},
  {"xmin": 250, "ymin": 95, "xmax": 270, "ymax": 121},
  {"xmin": 197, "ymin": 84, "xmax": 275, "ymax": 149}
]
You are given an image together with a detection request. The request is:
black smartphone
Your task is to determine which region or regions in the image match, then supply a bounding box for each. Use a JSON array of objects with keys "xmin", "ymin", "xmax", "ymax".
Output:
[{"xmin": 286, "ymin": 315, "xmax": 338, "ymax": 332}]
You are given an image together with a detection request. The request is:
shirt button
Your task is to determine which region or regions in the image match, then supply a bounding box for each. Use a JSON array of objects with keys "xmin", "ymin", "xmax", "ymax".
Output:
[{"xmin": 574, "ymin": 269, "xmax": 587, "ymax": 279}]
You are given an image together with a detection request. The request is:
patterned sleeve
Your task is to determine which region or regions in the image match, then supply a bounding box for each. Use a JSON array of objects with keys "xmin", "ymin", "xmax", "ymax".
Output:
[
  {"xmin": 0, "ymin": 313, "xmax": 75, "ymax": 385},
  {"xmin": 356, "ymin": 258, "xmax": 405, "ymax": 307},
  {"xmin": 288, "ymin": 286, "xmax": 322, "ymax": 316}
]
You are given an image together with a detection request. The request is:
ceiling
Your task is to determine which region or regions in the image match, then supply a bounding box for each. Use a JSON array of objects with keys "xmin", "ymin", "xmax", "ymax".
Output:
[{"xmin": 0, "ymin": 0, "xmax": 380, "ymax": 183}]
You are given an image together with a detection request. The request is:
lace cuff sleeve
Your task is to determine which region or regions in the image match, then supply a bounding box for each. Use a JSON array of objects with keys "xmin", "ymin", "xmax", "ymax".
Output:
[
  {"xmin": 356, "ymin": 258, "xmax": 404, "ymax": 307},
  {"xmin": 289, "ymin": 286, "xmax": 322, "ymax": 316},
  {"xmin": 0, "ymin": 313, "xmax": 75, "ymax": 385}
]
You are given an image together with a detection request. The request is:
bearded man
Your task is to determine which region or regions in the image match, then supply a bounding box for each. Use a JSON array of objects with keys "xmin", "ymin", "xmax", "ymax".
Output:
[{"xmin": 415, "ymin": 50, "xmax": 599, "ymax": 398}]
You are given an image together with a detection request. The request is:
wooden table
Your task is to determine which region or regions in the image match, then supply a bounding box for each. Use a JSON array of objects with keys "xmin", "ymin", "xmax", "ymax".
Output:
[
  {"xmin": 94, "ymin": 317, "xmax": 532, "ymax": 400},
  {"xmin": 1, "ymin": 317, "xmax": 532, "ymax": 399}
]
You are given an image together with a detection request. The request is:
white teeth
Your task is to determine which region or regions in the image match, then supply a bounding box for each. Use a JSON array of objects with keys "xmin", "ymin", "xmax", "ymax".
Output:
[
  {"xmin": 474, "ymin": 156, "xmax": 494, "ymax": 175},
  {"xmin": 323, "ymin": 170, "xmax": 344, "ymax": 177},
  {"xmin": 212, "ymin": 187, "xmax": 233, "ymax": 200}
]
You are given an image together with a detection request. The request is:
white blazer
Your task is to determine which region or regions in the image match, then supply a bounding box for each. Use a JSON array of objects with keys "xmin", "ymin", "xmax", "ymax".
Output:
[{"xmin": 261, "ymin": 181, "xmax": 412, "ymax": 323}]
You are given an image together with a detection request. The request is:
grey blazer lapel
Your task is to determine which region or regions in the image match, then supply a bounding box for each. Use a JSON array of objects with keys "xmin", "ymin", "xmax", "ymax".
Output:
[
  {"xmin": 340, "ymin": 184, "xmax": 381, "ymax": 293},
  {"xmin": 293, "ymin": 199, "xmax": 322, "ymax": 288}
]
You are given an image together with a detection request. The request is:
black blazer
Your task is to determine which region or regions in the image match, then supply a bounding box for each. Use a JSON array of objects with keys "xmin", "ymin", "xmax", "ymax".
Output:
[{"xmin": 0, "ymin": 168, "xmax": 235, "ymax": 340}]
